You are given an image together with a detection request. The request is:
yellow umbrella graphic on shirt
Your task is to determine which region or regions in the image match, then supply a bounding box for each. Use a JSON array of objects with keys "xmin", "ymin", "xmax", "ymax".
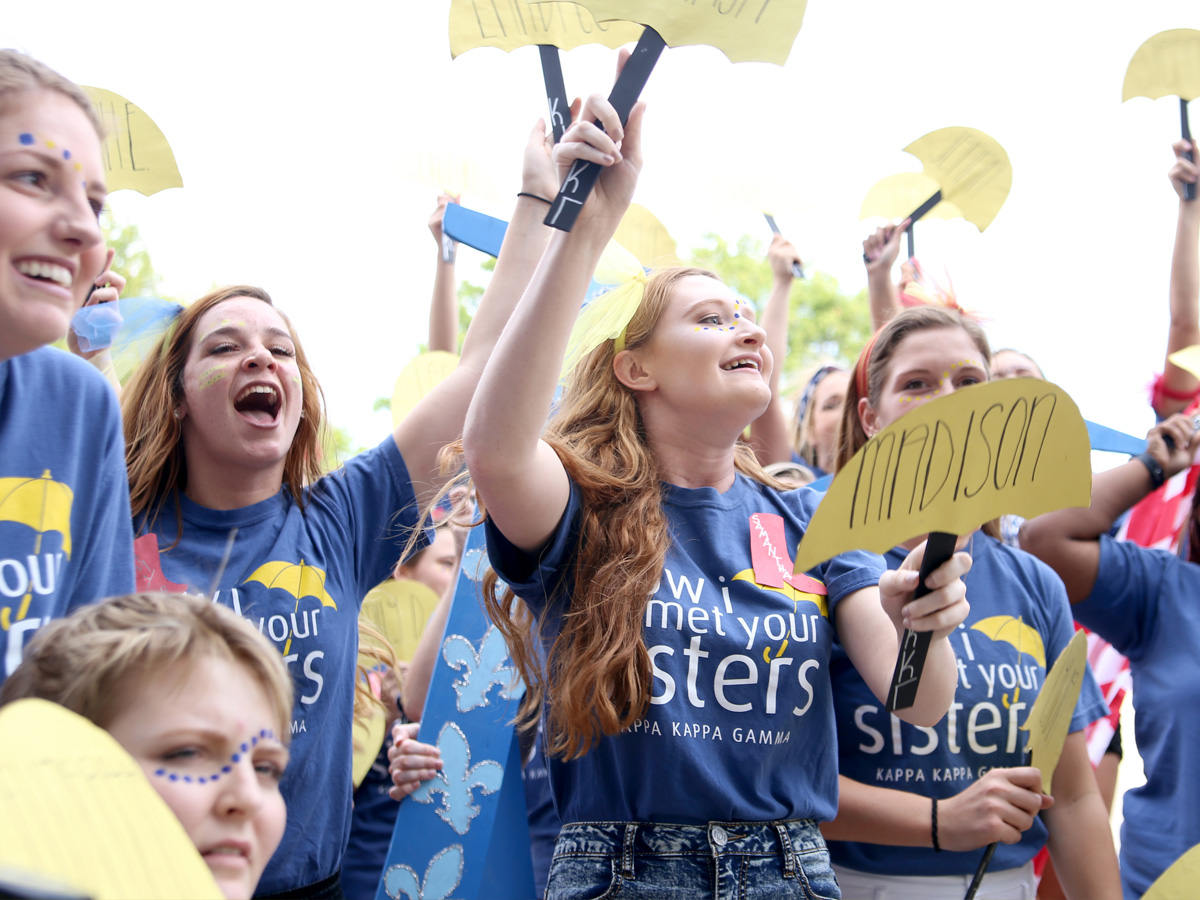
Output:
[
  {"xmin": 0, "ymin": 471, "xmax": 73, "ymax": 627},
  {"xmin": 972, "ymin": 615, "xmax": 1046, "ymax": 706},
  {"xmin": 245, "ymin": 560, "xmax": 337, "ymax": 655}
]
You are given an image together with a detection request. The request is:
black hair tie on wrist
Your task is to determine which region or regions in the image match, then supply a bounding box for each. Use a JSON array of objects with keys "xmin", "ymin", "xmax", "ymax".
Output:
[
  {"xmin": 932, "ymin": 796, "xmax": 942, "ymax": 852},
  {"xmin": 517, "ymin": 191, "xmax": 553, "ymax": 205},
  {"xmin": 1134, "ymin": 451, "xmax": 1166, "ymax": 490}
]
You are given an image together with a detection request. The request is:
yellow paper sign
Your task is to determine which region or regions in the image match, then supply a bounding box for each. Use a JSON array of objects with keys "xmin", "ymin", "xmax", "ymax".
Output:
[
  {"xmin": 361, "ymin": 578, "xmax": 442, "ymax": 663},
  {"xmin": 1144, "ymin": 843, "xmax": 1200, "ymax": 900},
  {"xmin": 352, "ymin": 707, "xmax": 388, "ymax": 789},
  {"xmin": 1122, "ymin": 29, "xmax": 1200, "ymax": 102},
  {"xmin": 1021, "ymin": 629, "xmax": 1087, "ymax": 794},
  {"xmin": 614, "ymin": 203, "xmax": 680, "ymax": 268},
  {"xmin": 860, "ymin": 172, "xmax": 965, "ymax": 223},
  {"xmin": 1168, "ymin": 344, "xmax": 1200, "ymax": 381},
  {"xmin": 391, "ymin": 351, "xmax": 460, "ymax": 429},
  {"xmin": 901, "ymin": 127, "xmax": 1012, "ymax": 232},
  {"xmin": 541, "ymin": 0, "xmax": 809, "ymax": 65},
  {"xmin": 0, "ymin": 699, "xmax": 222, "ymax": 899},
  {"xmin": 794, "ymin": 379, "xmax": 1091, "ymax": 571},
  {"xmin": 450, "ymin": 0, "xmax": 642, "ymax": 57},
  {"xmin": 81, "ymin": 87, "xmax": 183, "ymax": 196}
]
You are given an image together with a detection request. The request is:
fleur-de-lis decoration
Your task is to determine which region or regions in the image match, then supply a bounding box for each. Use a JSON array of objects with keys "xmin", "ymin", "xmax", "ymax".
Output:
[
  {"xmin": 410, "ymin": 723, "xmax": 503, "ymax": 835},
  {"xmin": 442, "ymin": 626, "xmax": 524, "ymax": 712},
  {"xmin": 384, "ymin": 844, "xmax": 464, "ymax": 900}
]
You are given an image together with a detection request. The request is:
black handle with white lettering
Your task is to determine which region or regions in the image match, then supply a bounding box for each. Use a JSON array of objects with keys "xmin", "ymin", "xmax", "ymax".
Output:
[
  {"xmin": 884, "ymin": 530, "xmax": 957, "ymax": 714},
  {"xmin": 538, "ymin": 45, "xmax": 571, "ymax": 144},
  {"xmin": 543, "ymin": 26, "xmax": 666, "ymax": 232}
]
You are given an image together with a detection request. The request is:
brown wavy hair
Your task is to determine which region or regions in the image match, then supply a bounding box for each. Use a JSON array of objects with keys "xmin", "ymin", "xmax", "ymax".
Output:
[
  {"xmin": 836, "ymin": 305, "xmax": 999, "ymax": 539},
  {"xmin": 0, "ymin": 50, "xmax": 101, "ymax": 134},
  {"xmin": 482, "ymin": 267, "xmax": 783, "ymax": 760},
  {"xmin": 123, "ymin": 286, "xmax": 326, "ymax": 540}
]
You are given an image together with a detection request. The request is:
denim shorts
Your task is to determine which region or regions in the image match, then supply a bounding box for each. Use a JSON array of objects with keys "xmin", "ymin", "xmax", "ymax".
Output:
[{"xmin": 544, "ymin": 819, "xmax": 840, "ymax": 899}]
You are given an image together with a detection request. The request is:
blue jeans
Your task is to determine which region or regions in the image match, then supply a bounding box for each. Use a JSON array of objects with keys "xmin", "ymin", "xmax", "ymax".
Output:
[{"xmin": 545, "ymin": 819, "xmax": 840, "ymax": 899}]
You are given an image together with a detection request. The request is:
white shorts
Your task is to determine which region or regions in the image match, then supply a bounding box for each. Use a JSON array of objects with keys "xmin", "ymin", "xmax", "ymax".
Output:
[{"xmin": 833, "ymin": 861, "xmax": 1036, "ymax": 900}]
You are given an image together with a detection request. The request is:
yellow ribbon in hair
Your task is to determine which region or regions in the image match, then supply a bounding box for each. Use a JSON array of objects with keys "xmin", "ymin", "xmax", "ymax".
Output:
[{"xmin": 561, "ymin": 240, "xmax": 648, "ymax": 379}]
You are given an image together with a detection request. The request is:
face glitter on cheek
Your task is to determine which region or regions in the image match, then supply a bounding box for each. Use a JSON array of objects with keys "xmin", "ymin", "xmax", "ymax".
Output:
[{"xmin": 199, "ymin": 366, "xmax": 229, "ymax": 389}]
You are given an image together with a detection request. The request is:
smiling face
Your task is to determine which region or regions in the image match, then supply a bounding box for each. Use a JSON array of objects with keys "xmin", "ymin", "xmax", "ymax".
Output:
[
  {"xmin": 0, "ymin": 90, "xmax": 107, "ymax": 360},
  {"xmin": 104, "ymin": 655, "xmax": 288, "ymax": 900},
  {"xmin": 178, "ymin": 296, "xmax": 303, "ymax": 487},
  {"xmin": 860, "ymin": 325, "xmax": 989, "ymax": 436},
  {"xmin": 623, "ymin": 274, "xmax": 772, "ymax": 429}
]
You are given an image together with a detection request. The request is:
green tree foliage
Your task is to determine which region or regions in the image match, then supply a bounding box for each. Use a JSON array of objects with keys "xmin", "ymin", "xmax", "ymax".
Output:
[
  {"xmin": 688, "ymin": 233, "xmax": 872, "ymax": 388},
  {"xmin": 102, "ymin": 211, "xmax": 162, "ymax": 298}
]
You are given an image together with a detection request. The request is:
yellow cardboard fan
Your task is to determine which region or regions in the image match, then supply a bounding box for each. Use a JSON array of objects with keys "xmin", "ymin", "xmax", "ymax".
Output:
[
  {"xmin": 861, "ymin": 126, "xmax": 1012, "ymax": 258},
  {"xmin": 1123, "ymin": 29, "xmax": 1200, "ymax": 202},
  {"xmin": 0, "ymin": 699, "xmax": 221, "ymax": 899},
  {"xmin": 1144, "ymin": 843, "xmax": 1200, "ymax": 900},
  {"xmin": 795, "ymin": 378, "xmax": 1090, "ymax": 713},
  {"xmin": 81, "ymin": 87, "xmax": 182, "ymax": 197},
  {"xmin": 1021, "ymin": 629, "xmax": 1087, "ymax": 794},
  {"xmin": 450, "ymin": 0, "xmax": 641, "ymax": 57},
  {"xmin": 390, "ymin": 351, "xmax": 460, "ymax": 429}
]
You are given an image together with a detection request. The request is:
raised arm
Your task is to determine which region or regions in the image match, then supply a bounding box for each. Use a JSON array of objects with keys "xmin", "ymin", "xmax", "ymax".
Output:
[
  {"xmin": 1156, "ymin": 140, "xmax": 1200, "ymax": 417},
  {"xmin": 427, "ymin": 193, "xmax": 460, "ymax": 354},
  {"xmin": 392, "ymin": 123, "xmax": 558, "ymax": 510},
  {"xmin": 463, "ymin": 92, "xmax": 644, "ymax": 552},
  {"xmin": 1020, "ymin": 414, "xmax": 1200, "ymax": 601},
  {"xmin": 748, "ymin": 234, "xmax": 800, "ymax": 466},
  {"xmin": 862, "ymin": 219, "xmax": 908, "ymax": 331},
  {"xmin": 836, "ymin": 541, "xmax": 971, "ymax": 726}
]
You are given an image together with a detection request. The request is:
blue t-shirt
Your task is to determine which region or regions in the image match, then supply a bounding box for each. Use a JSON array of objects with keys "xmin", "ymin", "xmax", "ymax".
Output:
[
  {"xmin": 1074, "ymin": 535, "xmax": 1200, "ymax": 900},
  {"xmin": 487, "ymin": 473, "xmax": 884, "ymax": 825},
  {"xmin": 342, "ymin": 736, "xmax": 398, "ymax": 900},
  {"xmin": 0, "ymin": 348, "xmax": 134, "ymax": 680},
  {"xmin": 136, "ymin": 437, "xmax": 422, "ymax": 896},
  {"xmin": 827, "ymin": 532, "xmax": 1107, "ymax": 876}
]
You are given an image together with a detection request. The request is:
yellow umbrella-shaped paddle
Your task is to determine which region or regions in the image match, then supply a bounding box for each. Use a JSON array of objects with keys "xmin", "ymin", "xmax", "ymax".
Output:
[
  {"xmin": 861, "ymin": 127, "xmax": 1012, "ymax": 258},
  {"xmin": 81, "ymin": 87, "xmax": 182, "ymax": 197},
  {"xmin": 1122, "ymin": 29, "xmax": 1200, "ymax": 201}
]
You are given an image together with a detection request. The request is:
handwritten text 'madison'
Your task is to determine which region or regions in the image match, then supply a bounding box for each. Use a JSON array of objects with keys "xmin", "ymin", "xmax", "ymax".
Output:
[{"xmin": 847, "ymin": 390, "xmax": 1059, "ymax": 529}]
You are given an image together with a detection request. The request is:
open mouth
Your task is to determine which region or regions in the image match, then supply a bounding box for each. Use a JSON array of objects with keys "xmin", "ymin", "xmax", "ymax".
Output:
[
  {"xmin": 15, "ymin": 260, "xmax": 73, "ymax": 289},
  {"xmin": 722, "ymin": 359, "xmax": 759, "ymax": 372},
  {"xmin": 234, "ymin": 385, "xmax": 281, "ymax": 423}
]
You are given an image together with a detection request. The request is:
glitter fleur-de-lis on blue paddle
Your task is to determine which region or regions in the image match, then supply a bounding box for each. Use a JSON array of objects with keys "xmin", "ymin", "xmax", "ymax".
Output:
[
  {"xmin": 384, "ymin": 844, "xmax": 464, "ymax": 900},
  {"xmin": 441, "ymin": 626, "xmax": 524, "ymax": 712},
  {"xmin": 410, "ymin": 722, "xmax": 503, "ymax": 835}
]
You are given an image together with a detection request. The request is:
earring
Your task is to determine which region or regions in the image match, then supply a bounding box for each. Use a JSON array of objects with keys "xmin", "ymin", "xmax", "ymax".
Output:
[
  {"xmin": 299, "ymin": 410, "xmax": 306, "ymax": 419},
  {"xmin": 172, "ymin": 409, "xmax": 182, "ymax": 420}
]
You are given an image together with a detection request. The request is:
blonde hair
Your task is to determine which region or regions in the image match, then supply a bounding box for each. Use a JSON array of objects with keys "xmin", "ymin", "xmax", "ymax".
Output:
[
  {"xmin": 0, "ymin": 50, "xmax": 100, "ymax": 135},
  {"xmin": 0, "ymin": 592, "xmax": 292, "ymax": 738},
  {"xmin": 482, "ymin": 267, "xmax": 784, "ymax": 760},
  {"xmin": 122, "ymin": 286, "xmax": 326, "ymax": 540}
]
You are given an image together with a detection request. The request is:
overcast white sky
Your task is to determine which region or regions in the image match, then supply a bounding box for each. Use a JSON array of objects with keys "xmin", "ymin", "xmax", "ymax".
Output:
[{"xmin": 4, "ymin": 2, "xmax": 1197, "ymax": 456}]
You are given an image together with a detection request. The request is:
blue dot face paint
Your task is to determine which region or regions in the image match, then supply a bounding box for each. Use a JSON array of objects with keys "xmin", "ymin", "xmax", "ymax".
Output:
[
  {"xmin": 18, "ymin": 133, "xmax": 33, "ymax": 145},
  {"xmin": 151, "ymin": 728, "xmax": 278, "ymax": 785}
]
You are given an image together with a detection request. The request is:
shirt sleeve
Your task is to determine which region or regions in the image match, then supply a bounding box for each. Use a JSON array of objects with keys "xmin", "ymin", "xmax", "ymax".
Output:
[
  {"xmin": 484, "ymin": 480, "xmax": 582, "ymax": 619},
  {"xmin": 1072, "ymin": 534, "xmax": 1164, "ymax": 662},
  {"xmin": 309, "ymin": 436, "xmax": 427, "ymax": 601}
]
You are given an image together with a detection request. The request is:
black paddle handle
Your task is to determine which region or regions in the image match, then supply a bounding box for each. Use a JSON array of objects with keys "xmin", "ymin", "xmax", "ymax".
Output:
[
  {"xmin": 543, "ymin": 26, "xmax": 666, "ymax": 232},
  {"xmin": 538, "ymin": 45, "xmax": 571, "ymax": 144},
  {"xmin": 1183, "ymin": 98, "xmax": 1196, "ymax": 203},
  {"xmin": 885, "ymin": 531, "xmax": 958, "ymax": 713}
]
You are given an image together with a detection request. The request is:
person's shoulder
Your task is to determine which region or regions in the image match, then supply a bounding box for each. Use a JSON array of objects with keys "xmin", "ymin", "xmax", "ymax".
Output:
[{"xmin": 17, "ymin": 346, "xmax": 117, "ymax": 399}]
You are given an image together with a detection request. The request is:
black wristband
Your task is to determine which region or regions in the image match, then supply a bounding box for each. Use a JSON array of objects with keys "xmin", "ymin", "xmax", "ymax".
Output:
[
  {"xmin": 517, "ymin": 191, "xmax": 553, "ymax": 205},
  {"xmin": 1134, "ymin": 451, "xmax": 1166, "ymax": 490},
  {"xmin": 931, "ymin": 796, "xmax": 942, "ymax": 852}
]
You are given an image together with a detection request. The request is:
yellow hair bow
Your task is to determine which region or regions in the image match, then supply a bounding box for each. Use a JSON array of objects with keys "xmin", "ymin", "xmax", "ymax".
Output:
[{"xmin": 560, "ymin": 240, "xmax": 648, "ymax": 380}]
